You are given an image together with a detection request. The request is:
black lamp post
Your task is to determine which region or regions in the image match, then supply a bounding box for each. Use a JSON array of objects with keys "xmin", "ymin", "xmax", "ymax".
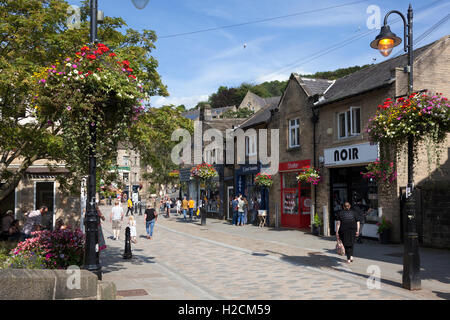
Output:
[
  {"xmin": 370, "ymin": 4, "xmax": 421, "ymax": 290},
  {"xmin": 83, "ymin": 0, "xmax": 102, "ymax": 280}
]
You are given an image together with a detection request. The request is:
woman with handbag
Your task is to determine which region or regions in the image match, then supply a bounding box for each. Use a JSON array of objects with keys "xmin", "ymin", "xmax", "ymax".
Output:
[{"xmin": 335, "ymin": 202, "xmax": 360, "ymax": 263}]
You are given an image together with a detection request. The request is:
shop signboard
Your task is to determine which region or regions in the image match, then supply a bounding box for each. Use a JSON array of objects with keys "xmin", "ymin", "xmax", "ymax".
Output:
[
  {"xmin": 279, "ymin": 160, "xmax": 310, "ymax": 172},
  {"xmin": 324, "ymin": 142, "xmax": 378, "ymax": 167},
  {"xmin": 179, "ymin": 168, "xmax": 192, "ymax": 182}
]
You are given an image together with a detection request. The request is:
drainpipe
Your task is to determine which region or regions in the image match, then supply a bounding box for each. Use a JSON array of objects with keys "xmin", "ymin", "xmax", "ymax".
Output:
[{"xmin": 310, "ymin": 96, "xmax": 320, "ymax": 213}]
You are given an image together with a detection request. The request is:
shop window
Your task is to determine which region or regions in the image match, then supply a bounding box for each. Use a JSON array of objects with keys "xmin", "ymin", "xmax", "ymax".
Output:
[
  {"xmin": 288, "ymin": 118, "xmax": 300, "ymax": 148},
  {"xmin": 283, "ymin": 189, "xmax": 299, "ymax": 215},
  {"xmin": 123, "ymin": 172, "xmax": 129, "ymax": 183},
  {"xmin": 282, "ymin": 172, "xmax": 298, "ymax": 188},
  {"xmin": 337, "ymin": 107, "xmax": 361, "ymax": 139}
]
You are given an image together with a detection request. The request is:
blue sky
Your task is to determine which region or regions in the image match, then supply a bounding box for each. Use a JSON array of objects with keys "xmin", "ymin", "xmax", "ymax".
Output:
[{"xmin": 67, "ymin": 0, "xmax": 450, "ymax": 109}]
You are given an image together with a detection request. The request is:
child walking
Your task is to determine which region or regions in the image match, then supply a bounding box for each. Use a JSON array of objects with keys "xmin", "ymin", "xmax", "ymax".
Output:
[{"xmin": 127, "ymin": 215, "xmax": 137, "ymax": 244}]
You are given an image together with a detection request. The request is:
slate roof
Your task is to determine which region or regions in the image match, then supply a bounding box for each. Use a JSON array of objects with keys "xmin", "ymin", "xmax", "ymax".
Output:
[
  {"xmin": 239, "ymin": 76, "xmax": 333, "ymax": 130},
  {"xmin": 239, "ymin": 98, "xmax": 280, "ymax": 129},
  {"xmin": 182, "ymin": 109, "xmax": 200, "ymax": 120},
  {"xmin": 298, "ymin": 77, "xmax": 335, "ymax": 96},
  {"xmin": 316, "ymin": 40, "xmax": 439, "ymax": 106}
]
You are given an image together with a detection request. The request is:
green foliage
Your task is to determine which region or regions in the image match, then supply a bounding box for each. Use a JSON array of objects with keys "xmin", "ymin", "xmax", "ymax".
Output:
[
  {"xmin": 0, "ymin": 0, "xmax": 167, "ymax": 201},
  {"xmin": 313, "ymin": 212, "xmax": 323, "ymax": 227},
  {"xmin": 221, "ymin": 107, "xmax": 254, "ymax": 119},
  {"xmin": 301, "ymin": 65, "xmax": 371, "ymax": 80},
  {"xmin": 129, "ymin": 105, "xmax": 193, "ymax": 187},
  {"xmin": 203, "ymin": 65, "xmax": 368, "ymax": 109},
  {"xmin": 376, "ymin": 216, "xmax": 393, "ymax": 234}
]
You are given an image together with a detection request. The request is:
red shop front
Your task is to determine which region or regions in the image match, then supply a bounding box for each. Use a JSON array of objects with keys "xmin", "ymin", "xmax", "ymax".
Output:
[{"xmin": 279, "ymin": 160, "xmax": 312, "ymax": 229}]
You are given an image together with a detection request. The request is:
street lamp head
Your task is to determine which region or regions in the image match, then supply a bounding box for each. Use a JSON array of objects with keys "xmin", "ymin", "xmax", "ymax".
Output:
[{"xmin": 370, "ymin": 25, "xmax": 402, "ymax": 57}]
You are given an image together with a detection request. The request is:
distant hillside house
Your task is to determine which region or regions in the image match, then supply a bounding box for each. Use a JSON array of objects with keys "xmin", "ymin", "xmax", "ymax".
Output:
[{"xmin": 181, "ymin": 90, "xmax": 281, "ymax": 121}]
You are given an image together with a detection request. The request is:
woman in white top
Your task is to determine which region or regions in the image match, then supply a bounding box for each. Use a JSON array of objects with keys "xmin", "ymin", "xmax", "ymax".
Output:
[
  {"xmin": 176, "ymin": 199, "xmax": 181, "ymax": 215},
  {"xmin": 127, "ymin": 215, "xmax": 137, "ymax": 244}
]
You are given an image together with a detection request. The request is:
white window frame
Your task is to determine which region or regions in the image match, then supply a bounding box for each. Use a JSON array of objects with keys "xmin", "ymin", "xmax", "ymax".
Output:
[
  {"xmin": 288, "ymin": 118, "xmax": 300, "ymax": 148},
  {"xmin": 337, "ymin": 107, "xmax": 361, "ymax": 139},
  {"xmin": 205, "ymin": 149, "xmax": 217, "ymax": 164},
  {"xmin": 123, "ymin": 156, "xmax": 129, "ymax": 166},
  {"xmin": 246, "ymin": 135, "xmax": 257, "ymax": 156}
]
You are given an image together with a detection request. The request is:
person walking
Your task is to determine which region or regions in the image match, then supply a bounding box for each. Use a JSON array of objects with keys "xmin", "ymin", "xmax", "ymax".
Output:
[
  {"xmin": 182, "ymin": 196, "xmax": 189, "ymax": 221},
  {"xmin": 231, "ymin": 195, "xmax": 239, "ymax": 225},
  {"xmin": 126, "ymin": 198, "xmax": 133, "ymax": 216},
  {"xmin": 237, "ymin": 195, "xmax": 245, "ymax": 226},
  {"xmin": 176, "ymin": 198, "xmax": 182, "ymax": 215},
  {"xmin": 127, "ymin": 215, "xmax": 137, "ymax": 244},
  {"xmin": 165, "ymin": 198, "xmax": 171, "ymax": 217},
  {"xmin": 188, "ymin": 197, "xmax": 195, "ymax": 220},
  {"xmin": 243, "ymin": 196, "xmax": 249, "ymax": 225},
  {"xmin": 251, "ymin": 197, "xmax": 260, "ymax": 225},
  {"xmin": 144, "ymin": 202, "xmax": 158, "ymax": 240},
  {"xmin": 335, "ymin": 201, "xmax": 360, "ymax": 263},
  {"xmin": 110, "ymin": 200, "xmax": 124, "ymax": 240}
]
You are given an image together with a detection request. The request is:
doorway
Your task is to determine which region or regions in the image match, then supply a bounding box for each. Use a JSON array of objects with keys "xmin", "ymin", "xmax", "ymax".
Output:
[
  {"xmin": 35, "ymin": 182, "xmax": 55, "ymax": 230},
  {"xmin": 227, "ymin": 186, "xmax": 234, "ymax": 220}
]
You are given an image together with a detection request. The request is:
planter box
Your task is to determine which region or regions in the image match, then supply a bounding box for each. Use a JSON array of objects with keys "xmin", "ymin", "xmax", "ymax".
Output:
[{"xmin": 379, "ymin": 230, "xmax": 390, "ymax": 244}]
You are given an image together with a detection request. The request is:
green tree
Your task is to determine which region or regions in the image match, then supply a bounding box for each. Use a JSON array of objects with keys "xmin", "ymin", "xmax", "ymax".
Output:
[
  {"xmin": 0, "ymin": 0, "xmax": 167, "ymax": 202},
  {"xmin": 221, "ymin": 107, "xmax": 254, "ymax": 119},
  {"xmin": 128, "ymin": 105, "xmax": 193, "ymax": 190}
]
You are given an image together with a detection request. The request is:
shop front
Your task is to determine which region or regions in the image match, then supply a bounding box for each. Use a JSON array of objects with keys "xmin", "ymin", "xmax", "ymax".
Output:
[
  {"xmin": 279, "ymin": 160, "xmax": 312, "ymax": 229},
  {"xmin": 324, "ymin": 142, "xmax": 380, "ymax": 238},
  {"xmin": 235, "ymin": 163, "xmax": 268, "ymax": 213}
]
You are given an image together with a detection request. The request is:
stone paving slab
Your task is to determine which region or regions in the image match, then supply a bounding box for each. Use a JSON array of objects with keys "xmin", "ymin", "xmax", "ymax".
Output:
[{"xmin": 98, "ymin": 206, "xmax": 431, "ymax": 300}]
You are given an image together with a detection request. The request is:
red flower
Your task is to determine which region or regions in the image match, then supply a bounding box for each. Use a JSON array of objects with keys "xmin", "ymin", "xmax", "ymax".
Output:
[
  {"xmin": 87, "ymin": 54, "xmax": 97, "ymax": 60},
  {"xmin": 122, "ymin": 60, "xmax": 130, "ymax": 67},
  {"xmin": 80, "ymin": 46, "xmax": 90, "ymax": 51},
  {"xmin": 126, "ymin": 67, "xmax": 133, "ymax": 72},
  {"xmin": 75, "ymin": 52, "xmax": 81, "ymax": 56},
  {"xmin": 128, "ymin": 74, "xmax": 136, "ymax": 79},
  {"xmin": 109, "ymin": 52, "xmax": 117, "ymax": 57}
]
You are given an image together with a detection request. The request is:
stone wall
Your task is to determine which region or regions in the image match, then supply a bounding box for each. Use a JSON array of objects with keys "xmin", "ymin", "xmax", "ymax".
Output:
[
  {"xmin": 0, "ymin": 269, "xmax": 116, "ymax": 300},
  {"xmin": 420, "ymin": 180, "xmax": 450, "ymax": 249}
]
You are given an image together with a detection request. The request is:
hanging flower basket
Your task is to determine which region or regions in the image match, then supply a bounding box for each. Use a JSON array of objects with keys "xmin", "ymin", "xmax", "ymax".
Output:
[
  {"xmin": 254, "ymin": 173, "xmax": 273, "ymax": 188},
  {"xmin": 190, "ymin": 163, "xmax": 218, "ymax": 180},
  {"xmin": 360, "ymin": 159, "xmax": 397, "ymax": 185},
  {"xmin": 367, "ymin": 92, "xmax": 450, "ymax": 146},
  {"xmin": 297, "ymin": 167, "xmax": 320, "ymax": 185},
  {"xmin": 33, "ymin": 42, "xmax": 148, "ymax": 171}
]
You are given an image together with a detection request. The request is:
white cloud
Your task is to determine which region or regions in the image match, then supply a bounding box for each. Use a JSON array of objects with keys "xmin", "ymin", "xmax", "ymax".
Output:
[{"xmin": 152, "ymin": 94, "xmax": 209, "ymax": 109}]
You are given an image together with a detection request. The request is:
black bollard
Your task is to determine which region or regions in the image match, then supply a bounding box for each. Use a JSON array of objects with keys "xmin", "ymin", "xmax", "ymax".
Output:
[
  {"xmin": 123, "ymin": 227, "xmax": 132, "ymax": 259},
  {"xmin": 139, "ymin": 202, "xmax": 143, "ymax": 215}
]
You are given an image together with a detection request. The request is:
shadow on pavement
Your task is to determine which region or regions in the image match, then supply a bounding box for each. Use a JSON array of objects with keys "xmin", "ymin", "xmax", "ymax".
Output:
[{"xmin": 100, "ymin": 245, "xmax": 155, "ymax": 274}]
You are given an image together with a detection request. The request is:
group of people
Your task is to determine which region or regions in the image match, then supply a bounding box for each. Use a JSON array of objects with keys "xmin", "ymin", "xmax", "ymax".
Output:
[
  {"xmin": 0, "ymin": 206, "xmax": 50, "ymax": 242},
  {"xmin": 110, "ymin": 199, "xmax": 158, "ymax": 243},
  {"xmin": 230, "ymin": 194, "xmax": 260, "ymax": 226}
]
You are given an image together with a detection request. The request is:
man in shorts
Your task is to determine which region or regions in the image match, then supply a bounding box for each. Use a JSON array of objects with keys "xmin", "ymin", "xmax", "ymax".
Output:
[{"xmin": 110, "ymin": 200, "xmax": 124, "ymax": 240}]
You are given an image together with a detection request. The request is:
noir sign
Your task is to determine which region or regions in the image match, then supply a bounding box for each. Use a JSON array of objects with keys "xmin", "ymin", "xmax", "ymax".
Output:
[{"xmin": 324, "ymin": 142, "xmax": 378, "ymax": 167}]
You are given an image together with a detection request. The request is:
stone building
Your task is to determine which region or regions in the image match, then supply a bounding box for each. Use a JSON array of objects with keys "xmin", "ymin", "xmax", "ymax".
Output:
[
  {"xmin": 313, "ymin": 35, "xmax": 450, "ymax": 246},
  {"xmin": 0, "ymin": 160, "xmax": 81, "ymax": 231},
  {"xmin": 232, "ymin": 35, "xmax": 450, "ymax": 248}
]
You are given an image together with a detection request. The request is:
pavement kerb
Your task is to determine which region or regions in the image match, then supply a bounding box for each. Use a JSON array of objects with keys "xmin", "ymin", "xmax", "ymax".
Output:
[{"xmin": 157, "ymin": 224, "xmax": 420, "ymax": 300}]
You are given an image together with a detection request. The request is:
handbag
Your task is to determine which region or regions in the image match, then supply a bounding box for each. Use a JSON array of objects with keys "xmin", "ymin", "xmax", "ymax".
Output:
[{"xmin": 336, "ymin": 239, "xmax": 345, "ymax": 256}]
